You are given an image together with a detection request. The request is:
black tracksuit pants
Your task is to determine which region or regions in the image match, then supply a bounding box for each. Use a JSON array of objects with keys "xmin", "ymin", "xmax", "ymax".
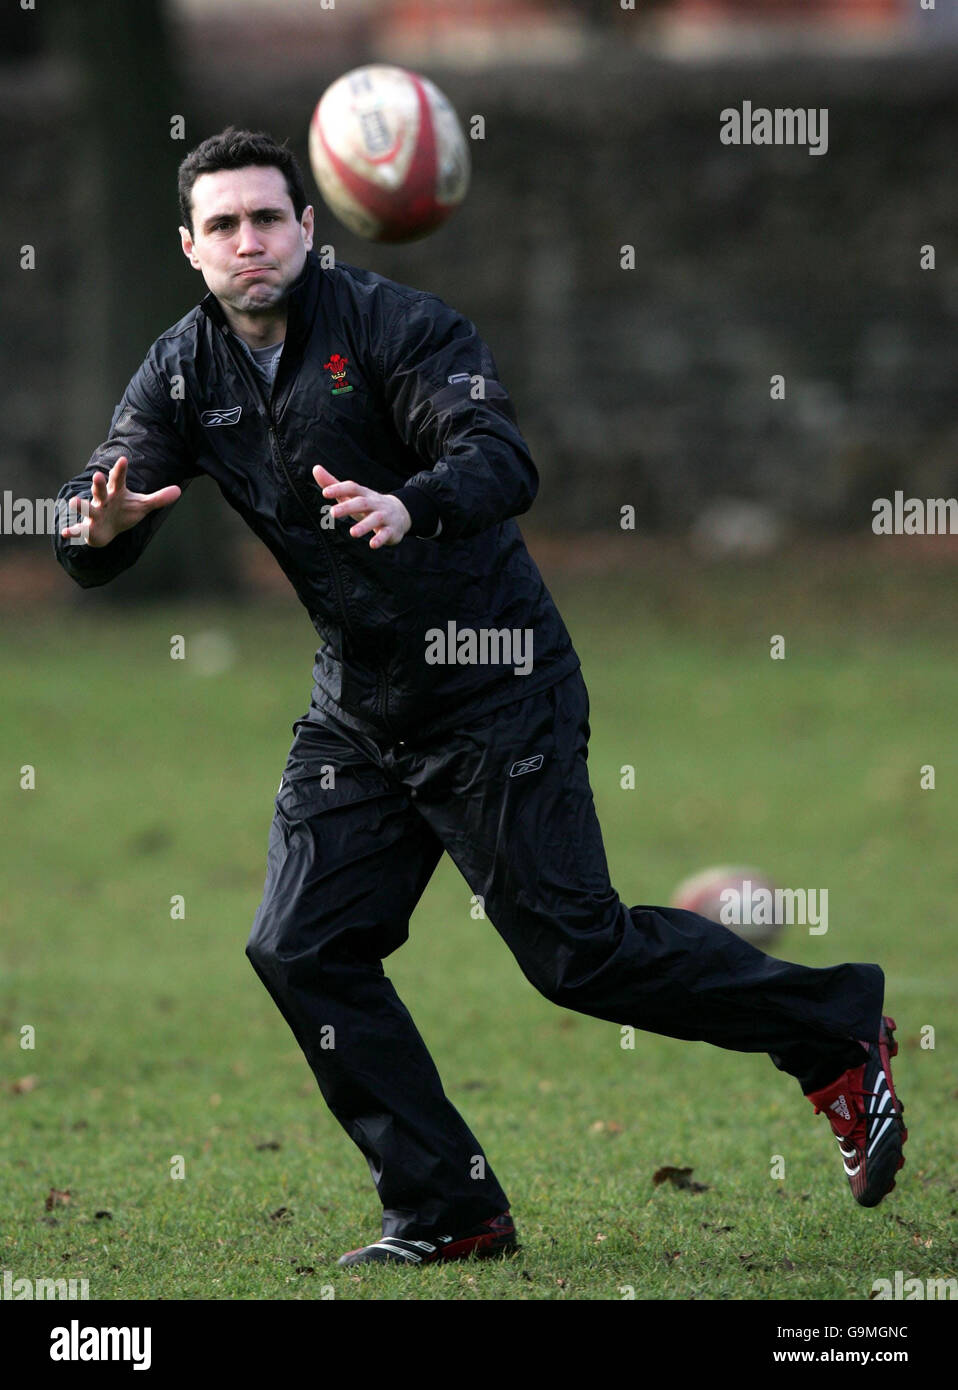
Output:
[{"xmin": 246, "ymin": 667, "xmax": 884, "ymax": 1239}]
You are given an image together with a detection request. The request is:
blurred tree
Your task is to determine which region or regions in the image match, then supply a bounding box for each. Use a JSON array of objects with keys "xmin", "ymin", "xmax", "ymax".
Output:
[{"xmin": 42, "ymin": 0, "xmax": 239, "ymax": 601}]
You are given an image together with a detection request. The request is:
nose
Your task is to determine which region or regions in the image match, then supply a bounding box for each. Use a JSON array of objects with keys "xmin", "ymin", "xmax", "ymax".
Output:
[{"xmin": 236, "ymin": 218, "xmax": 265, "ymax": 254}]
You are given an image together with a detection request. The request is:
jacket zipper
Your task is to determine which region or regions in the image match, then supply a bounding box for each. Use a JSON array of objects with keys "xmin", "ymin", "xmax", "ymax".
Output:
[
  {"xmin": 270, "ymin": 420, "xmax": 397, "ymax": 737},
  {"xmin": 266, "ymin": 420, "xmax": 354, "ymax": 640},
  {"xmin": 223, "ymin": 329, "xmax": 398, "ymax": 738},
  {"xmin": 222, "ymin": 331, "xmax": 354, "ymax": 638},
  {"xmin": 376, "ymin": 666, "xmax": 390, "ymax": 732},
  {"xmin": 274, "ymin": 415, "xmax": 398, "ymax": 737}
]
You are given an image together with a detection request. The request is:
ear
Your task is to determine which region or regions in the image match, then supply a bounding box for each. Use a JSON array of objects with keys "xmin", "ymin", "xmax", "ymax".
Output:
[
  {"xmin": 301, "ymin": 205, "xmax": 315, "ymax": 253},
  {"xmin": 179, "ymin": 224, "xmax": 201, "ymax": 270}
]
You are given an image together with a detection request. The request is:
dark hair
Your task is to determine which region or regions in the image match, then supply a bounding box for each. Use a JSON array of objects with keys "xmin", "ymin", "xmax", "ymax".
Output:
[{"xmin": 177, "ymin": 127, "xmax": 308, "ymax": 233}]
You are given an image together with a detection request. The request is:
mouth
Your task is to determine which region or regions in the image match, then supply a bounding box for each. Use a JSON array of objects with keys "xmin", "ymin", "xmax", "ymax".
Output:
[{"xmin": 235, "ymin": 266, "xmax": 273, "ymax": 279}]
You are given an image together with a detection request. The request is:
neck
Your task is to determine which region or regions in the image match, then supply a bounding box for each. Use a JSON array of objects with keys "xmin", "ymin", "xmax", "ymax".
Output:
[{"xmin": 221, "ymin": 305, "xmax": 286, "ymax": 349}]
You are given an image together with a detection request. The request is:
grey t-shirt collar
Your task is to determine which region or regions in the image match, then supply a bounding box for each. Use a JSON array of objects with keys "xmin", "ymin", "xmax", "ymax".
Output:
[{"xmin": 232, "ymin": 332, "xmax": 284, "ymax": 387}]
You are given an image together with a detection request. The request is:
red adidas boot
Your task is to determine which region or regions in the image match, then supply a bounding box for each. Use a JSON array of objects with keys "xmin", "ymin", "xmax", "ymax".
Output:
[{"xmin": 806, "ymin": 1015, "xmax": 907, "ymax": 1207}]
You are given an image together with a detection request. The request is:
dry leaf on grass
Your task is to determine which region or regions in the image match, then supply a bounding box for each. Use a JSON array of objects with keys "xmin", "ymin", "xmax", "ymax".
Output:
[{"xmin": 653, "ymin": 1165, "xmax": 709, "ymax": 1193}]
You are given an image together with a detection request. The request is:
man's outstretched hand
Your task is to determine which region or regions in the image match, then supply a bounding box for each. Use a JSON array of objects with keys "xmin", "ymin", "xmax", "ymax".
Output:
[
  {"xmin": 59, "ymin": 456, "xmax": 182, "ymax": 548},
  {"xmin": 314, "ymin": 465, "xmax": 411, "ymax": 549}
]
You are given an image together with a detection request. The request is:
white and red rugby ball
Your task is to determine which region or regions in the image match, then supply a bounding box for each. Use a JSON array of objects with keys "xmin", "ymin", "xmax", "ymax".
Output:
[
  {"xmin": 671, "ymin": 864, "xmax": 782, "ymax": 950},
  {"xmin": 308, "ymin": 64, "xmax": 470, "ymax": 243}
]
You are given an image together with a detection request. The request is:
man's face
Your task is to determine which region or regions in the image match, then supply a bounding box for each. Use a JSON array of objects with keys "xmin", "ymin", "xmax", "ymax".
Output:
[{"xmin": 179, "ymin": 165, "xmax": 314, "ymax": 315}]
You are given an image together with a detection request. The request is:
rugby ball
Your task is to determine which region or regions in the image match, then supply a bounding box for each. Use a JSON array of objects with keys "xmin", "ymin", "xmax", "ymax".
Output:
[
  {"xmin": 671, "ymin": 864, "xmax": 783, "ymax": 950},
  {"xmin": 308, "ymin": 64, "xmax": 470, "ymax": 243}
]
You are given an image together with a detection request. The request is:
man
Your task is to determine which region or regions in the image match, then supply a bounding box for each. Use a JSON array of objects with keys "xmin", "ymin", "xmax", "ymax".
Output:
[{"xmin": 55, "ymin": 129, "xmax": 907, "ymax": 1268}]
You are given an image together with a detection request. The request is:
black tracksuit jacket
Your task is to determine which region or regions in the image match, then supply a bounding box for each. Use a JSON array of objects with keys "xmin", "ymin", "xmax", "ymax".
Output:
[{"xmin": 53, "ymin": 250, "xmax": 579, "ymax": 740}]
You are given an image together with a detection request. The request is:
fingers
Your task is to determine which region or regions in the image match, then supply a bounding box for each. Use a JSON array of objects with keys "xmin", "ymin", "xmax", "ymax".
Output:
[
  {"xmin": 314, "ymin": 468, "xmax": 369, "ymax": 512},
  {"xmin": 324, "ymin": 492, "xmax": 395, "ymax": 543},
  {"xmin": 59, "ymin": 510, "xmax": 86, "ymax": 539},
  {"xmin": 60, "ymin": 490, "xmax": 92, "ymax": 540},
  {"xmin": 57, "ymin": 462, "xmax": 181, "ymax": 542},
  {"xmin": 107, "ymin": 456, "xmax": 128, "ymax": 496},
  {"xmin": 321, "ymin": 481, "xmax": 362, "ymax": 506},
  {"xmin": 85, "ymin": 456, "xmax": 125, "ymax": 511},
  {"xmin": 324, "ymin": 482, "xmax": 376, "ymax": 524},
  {"xmin": 141, "ymin": 484, "xmax": 182, "ymax": 511},
  {"xmin": 348, "ymin": 509, "xmax": 382, "ymax": 538},
  {"xmin": 333, "ymin": 495, "xmax": 373, "ymax": 521},
  {"xmin": 309, "ymin": 468, "xmax": 406, "ymax": 548},
  {"xmin": 352, "ymin": 512, "xmax": 405, "ymax": 548}
]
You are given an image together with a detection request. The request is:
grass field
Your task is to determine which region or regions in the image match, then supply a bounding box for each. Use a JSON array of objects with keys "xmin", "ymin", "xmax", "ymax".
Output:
[{"xmin": 1, "ymin": 544, "xmax": 956, "ymax": 1301}]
